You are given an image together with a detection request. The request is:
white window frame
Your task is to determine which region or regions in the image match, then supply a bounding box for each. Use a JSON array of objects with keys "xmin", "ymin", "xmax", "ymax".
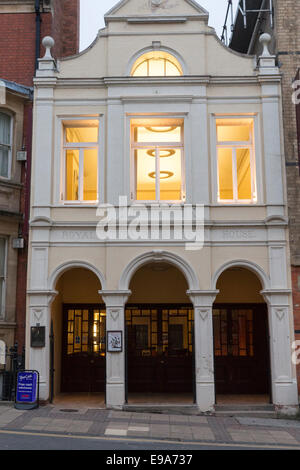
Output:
[
  {"xmin": 60, "ymin": 118, "xmax": 101, "ymax": 205},
  {"xmin": 0, "ymin": 237, "xmax": 7, "ymax": 319},
  {"xmin": 0, "ymin": 111, "xmax": 13, "ymax": 181},
  {"xmin": 212, "ymin": 115, "xmax": 258, "ymax": 205},
  {"xmin": 130, "ymin": 118, "xmax": 186, "ymax": 204}
]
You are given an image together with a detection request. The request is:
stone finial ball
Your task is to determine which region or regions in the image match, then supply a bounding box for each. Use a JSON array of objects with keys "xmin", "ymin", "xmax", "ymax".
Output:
[
  {"xmin": 42, "ymin": 36, "xmax": 55, "ymax": 50},
  {"xmin": 259, "ymin": 33, "xmax": 271, "ymax": 45}
]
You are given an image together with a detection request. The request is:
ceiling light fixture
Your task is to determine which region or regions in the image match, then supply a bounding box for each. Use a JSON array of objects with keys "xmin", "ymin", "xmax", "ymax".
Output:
[
  {"xmin": 146, "ymin": 149, "xmax": 175, "ymax": 158},
  {"xmin": 145, "ymin": 126, "xmax": 177, "ymax": 133},
  {"xmin": 148, "ymin": 171, "xmax": 174, "ymax": 179}
]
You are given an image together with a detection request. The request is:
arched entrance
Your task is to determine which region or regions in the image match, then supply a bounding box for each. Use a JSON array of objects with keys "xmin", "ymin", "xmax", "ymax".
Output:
[
  {"xmin": 125, "ymin": 261, "xmax": 195, "ymax": 403},
  {"xmin": 51, "ymin": 267, "xmax": 105, "ymax": 398},
  {"xmin": 213, "ymin": 266, "xmax": 271, "ymax": 402}
]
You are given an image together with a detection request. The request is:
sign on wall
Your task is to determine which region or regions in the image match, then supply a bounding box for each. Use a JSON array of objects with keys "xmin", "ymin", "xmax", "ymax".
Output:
[
  {"xmin": 15, "ymin": 370, "xmax": 39, "ymax": 410},
  {"xmin": 107, "ymin": 331, "xmax": 122, "ymax": 352}
]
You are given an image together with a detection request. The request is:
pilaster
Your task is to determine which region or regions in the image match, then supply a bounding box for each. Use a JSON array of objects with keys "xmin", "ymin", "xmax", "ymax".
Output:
[
  {"xmin": 187, "ymin": 290, "xmax": 219, "ymax": 412},
  {"xmin": 99, "ymin": 290, "xmax": 131, "ymax": 408}
]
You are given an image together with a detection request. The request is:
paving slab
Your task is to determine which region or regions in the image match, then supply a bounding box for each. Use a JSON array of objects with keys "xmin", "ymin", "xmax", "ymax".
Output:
[
  {"xmin": 237, "ymin": 417, "xmax": 300, "ymax": 428},
  {"xmin": 0, "ymin": 403, "xmax": 300, "ymax": 448}
]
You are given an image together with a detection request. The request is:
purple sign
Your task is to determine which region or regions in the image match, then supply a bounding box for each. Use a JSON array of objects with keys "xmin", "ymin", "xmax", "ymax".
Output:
[{"xmin": 16, "ymin": 371, "xmax": 39, "ymax": 408}]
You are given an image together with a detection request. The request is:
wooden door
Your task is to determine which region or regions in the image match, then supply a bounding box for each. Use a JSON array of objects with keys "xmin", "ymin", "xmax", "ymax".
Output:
[
  {"xmin": 61, "ymin": 305, "xmax": 106, "ymax": 393},
  {"xmin": 126, "ymin": 305, "xmax": 194, "ymax": 395},
  {"xmin": 213, "ymin": 304, "xmax": 270, "ymax": 395}
]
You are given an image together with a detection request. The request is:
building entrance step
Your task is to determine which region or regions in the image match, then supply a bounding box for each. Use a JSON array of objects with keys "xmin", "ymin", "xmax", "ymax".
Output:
[{"xmin": 123, "ymin": 404, "xmax": 201, "ymax": 416}]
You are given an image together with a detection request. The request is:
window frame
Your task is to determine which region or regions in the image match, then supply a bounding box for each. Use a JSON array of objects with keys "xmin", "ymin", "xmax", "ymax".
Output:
[
  {"xmin": 60, "ymin": 118, "xmax": 100, "ymax": 205},
  {"xmin": 130, "ymin": 118, "xmax": 186, "ymax": 204},
  {"xmin": 129, "ymin": 48, "xmax": 186, "ymax": 77},
  {"xmin": 213, "ymin": 115, "xmax": 259, "ymax": 205},
  {"xmin": 0, "ymin": 111, "xmax": 13, "ymax": 181},
  {"xmin": 0, "ymin": 237, "xmax": 7, "ymax": 319},
  {"xmin": 131, "ymin": 55, "xmax": 183, "ymax": 77}
]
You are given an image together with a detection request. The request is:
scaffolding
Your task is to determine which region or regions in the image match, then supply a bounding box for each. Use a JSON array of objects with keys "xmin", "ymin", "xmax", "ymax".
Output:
[{"xmin": 221, "ymin": 0, "xmax": 274, "ymax": 46}]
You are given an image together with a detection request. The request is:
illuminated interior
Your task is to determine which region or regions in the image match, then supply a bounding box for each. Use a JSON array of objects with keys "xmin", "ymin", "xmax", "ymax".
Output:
[
  {"xmin": 216, "ymin": 118, "xmax": 256, "ymax": 202},
  {"xmin": 132, "ymin": 119, "xmax": 183, "ymax": 201},
  {"xmin": 131, "ymin": 51, "xmax": 183, "ymax": 77},
  {"xmin": 64, "ymin": 121, "xmax": 98, "ymax": 202},
  {"xmin": 67, "ymin": 309, "xmax": 106, "ymax": 356}
]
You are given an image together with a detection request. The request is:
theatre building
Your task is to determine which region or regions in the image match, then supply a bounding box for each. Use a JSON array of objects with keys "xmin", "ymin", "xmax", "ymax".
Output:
[{"xmin": 27, "ymin": 0, "xmax": 299, "ymax": 413}]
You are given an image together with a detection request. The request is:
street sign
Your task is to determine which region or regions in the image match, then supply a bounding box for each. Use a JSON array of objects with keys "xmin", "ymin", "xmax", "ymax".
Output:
[{"xmin": 15, "ymin": 370, "xmax": 39, "ymax": 410}]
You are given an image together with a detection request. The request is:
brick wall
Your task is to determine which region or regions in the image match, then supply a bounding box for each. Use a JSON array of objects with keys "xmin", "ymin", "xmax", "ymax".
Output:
[
  {"xmin": 275, "ymin": 0, "xmax": 300, "ymax": 259},
  {"xmin": 0, "ymin": 0, "xmax": 80, "ymax": 352},
  {"xmin": 275, "ymin": 0, "xmax": 300, "ymax": 390},
  {"xmin": 0, "ymin": 1, "xmax": 80, "ymax": 87}
]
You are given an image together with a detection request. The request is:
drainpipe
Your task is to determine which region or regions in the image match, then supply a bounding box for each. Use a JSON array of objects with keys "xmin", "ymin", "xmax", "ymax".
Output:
[{"xmin": 35, "ymin": 0, "xmax": 41, "ymax": 72}]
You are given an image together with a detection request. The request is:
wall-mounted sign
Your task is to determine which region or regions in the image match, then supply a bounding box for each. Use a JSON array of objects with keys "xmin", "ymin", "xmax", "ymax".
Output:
[
  {"xmin": 107, "ymin": 331, "xmax": 122, "ymax": 352},
  {"xmin": 15, "ymin": 370, "xmax": 39, "ymax": 410},
  {"xmin": 31, "ymin": 326, "xmax": 45, "ymax": 348}
]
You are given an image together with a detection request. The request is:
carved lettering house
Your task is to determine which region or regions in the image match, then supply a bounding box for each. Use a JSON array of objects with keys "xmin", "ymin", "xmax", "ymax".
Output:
[{"xmin": 27, "ymin": 0, "xmax": 298, "ymax": 413}]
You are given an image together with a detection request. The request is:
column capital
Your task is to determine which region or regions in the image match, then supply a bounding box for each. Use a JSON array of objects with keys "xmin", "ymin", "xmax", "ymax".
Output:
[
  {"xmin": 187, "ymin": 290, "xmax": 219, "ymax": 307},
  {"xmin": 260, "ymin": 289, "xmax": 291, "ymax": 306},
  {"xmin": 27, "ymin": 289, "xmax": 58, "ymax": 307},
  {"xmin": 99, "ymin": 290, "xmax": 131, "ymax": 307}
]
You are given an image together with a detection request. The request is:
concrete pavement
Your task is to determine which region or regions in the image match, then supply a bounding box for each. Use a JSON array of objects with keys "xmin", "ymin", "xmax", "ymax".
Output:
[{"xmin": 0, "ymin": 403, "xmax": 300, "ymax": 449}]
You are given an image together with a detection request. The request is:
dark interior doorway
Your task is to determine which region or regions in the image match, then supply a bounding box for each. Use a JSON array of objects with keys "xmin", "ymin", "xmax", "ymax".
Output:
[
  {"xmin": 61, "ymin": 304, "xmax": 106, "ymax": 393},
  {"xmin": 125, "ymin": 304, "xmax": 195, "ymax": 399},
  {"xmin": 213, "ymin": 304, "xmax": 270, "ymax": 396}
]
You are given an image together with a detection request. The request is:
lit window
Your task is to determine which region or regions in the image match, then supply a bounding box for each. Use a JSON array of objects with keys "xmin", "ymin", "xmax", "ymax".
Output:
[
  {"xmin": 0, "ymin": 112, "xmax": 12, "ymax": 179},
  {"xmin": 131, "ymin": 51, "xmax": 183, "ymax": 77},
  {"xmin": 0, "ymin": 238, "xmax": 6, "ymax": 318},
  {"xmin": 63, "ymin": 121, "xmax": 99, "ymax": 203},
  {"xmin": 216, "ymin": 118, "xmax": 257, "ymax": 203},
  {"xmin": 131, "ymin": 119, "xmax": 185, "ymax": 202}
]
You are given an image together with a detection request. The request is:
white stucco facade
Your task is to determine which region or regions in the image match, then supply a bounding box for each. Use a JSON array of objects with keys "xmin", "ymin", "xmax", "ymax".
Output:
[{"xmin": 26, "ymin": 0, "xmax": 298, "ymax": 413}]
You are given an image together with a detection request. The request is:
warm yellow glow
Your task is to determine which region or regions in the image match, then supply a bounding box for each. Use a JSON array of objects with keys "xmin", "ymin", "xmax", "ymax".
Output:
[
  {"xmin": 136, "ymin": 148, "xmax": 182, "ymax": 201},
  {"xmin": 237, "ymin": 148, "xmax": 251, "ymax": 199},
  {"xmin": 135, "ymin": 125, "xmax": 181, "ymax": 143},
  {"xmin": 217, "ymin": 119, "xmax": 255, "ymax": 202},
  {"xmin": 83, "ymin": 149, "xmax": 98, "ymax": 201},
  {"xmin": 133, "ymin": 119, "xmax": 183, "ymax": 201},
  {"xmin": 218, "ymin": 148, "xmax": 233, "ymax": 200},
  {"xmin": 64, "ymin": 122, "xmax": 99, "ymax": 202},
  {"xmin": 148, "ymin": 171, "xmax": 174, "ymax": 179},
  {"xmin": 131, "ymin": 51, "xmax": 183, "ymax": 77},
  {"xmin": 136, "ymin": 148, "xmax": 156, "ymax": 201},
  {"xmin": 216, "ymin": 118, "xmax": 253, "ymax": 142},
  {"xmin": 65, "ymin": 123, "xmax": 98, "ymax": 143},
  {"xmin": 147, "ymin": 149, "xmax": 175, "ymax": 158},
  {"xmin": 66, "ymin": 149, "xmax": 79, "ymax": 201}
]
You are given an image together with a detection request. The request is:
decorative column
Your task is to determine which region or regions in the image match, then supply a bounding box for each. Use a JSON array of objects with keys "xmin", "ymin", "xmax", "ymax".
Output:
[
  {"xmin": 27, "ymin": 290, "xmax": 57, "ymax": 401},
  {"xmin": 261, "ymin": 290, "xmax": 299, "ymax": 412},
  {"xmin": 187, "ymin": 290, "xmax": 219, "ymax": 412},
  {"xmin": 258, "ymin": 33, "xmax": 285, "ymax": 217},
  {"xmin": 99, "ymin": 290, "xmax": 131, "ymax": 409},
  {"xmin": 33, "ymin": 36, "xmax": 57, "ymax": 220},
  {"xmin": 26, "ymin": 36, "xmax": 57, "ymax": 403}
]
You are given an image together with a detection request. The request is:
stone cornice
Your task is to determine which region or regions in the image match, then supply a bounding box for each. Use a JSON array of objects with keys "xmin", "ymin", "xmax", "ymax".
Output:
[{"xmin": 39, "ymin": 74, "xmax": 282, "ymax": 90}]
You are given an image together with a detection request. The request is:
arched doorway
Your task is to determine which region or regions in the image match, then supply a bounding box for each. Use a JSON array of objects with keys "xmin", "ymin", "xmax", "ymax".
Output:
[
  {"xmin": 125, "ymin": 262, "xmax": 195, "ymax": 403},
  {"xmin": 51, "ymin": 267, "xmax": 105, "ymax": 398},
  {"xmin": 213, "ymin": 266, "xmax": 271, "ymax": 402}
]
